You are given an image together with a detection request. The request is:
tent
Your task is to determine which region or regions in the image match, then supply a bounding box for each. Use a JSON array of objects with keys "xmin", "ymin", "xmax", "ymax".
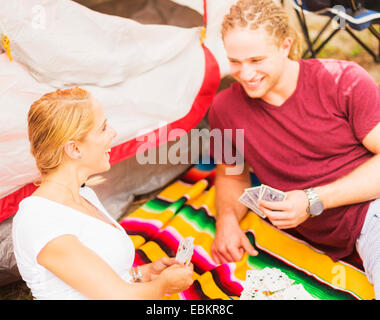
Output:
[{"xmin": 0, "ymin": 0, "xmax": 237, "ymax": 286}]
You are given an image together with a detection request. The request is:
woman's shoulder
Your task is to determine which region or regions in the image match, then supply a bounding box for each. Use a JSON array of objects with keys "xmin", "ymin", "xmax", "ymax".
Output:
[
  {"xmin": 13, "ymin": 191, "xmax": 84, "ymax": 229},
  {"xmin": 13, "ymin": 196, "xmax": 59, "ymax": 231},
  {"xmin": 15, "ymin": 195, "xmax": 53, "ymax": 218},
  {"xmin": 12, "ymin": 192, "xmax": 85, "ymax": 247},
  {"xmin": 13, "ymin": 186, "xmax": 100, "ymax": 228},
  {"xmin": 17, "ymin": 185, "xmax": 98, "ymax": 210}
]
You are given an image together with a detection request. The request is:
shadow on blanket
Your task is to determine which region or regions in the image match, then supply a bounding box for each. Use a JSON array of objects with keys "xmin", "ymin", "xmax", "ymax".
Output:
[{"xmin": 120, "ymin": 162, "xmax": 375, "ymax": 300}]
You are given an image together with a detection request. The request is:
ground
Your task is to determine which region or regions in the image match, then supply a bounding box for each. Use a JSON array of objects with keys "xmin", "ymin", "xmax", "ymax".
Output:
[{"xmin": 0, "ymin": 0, "xmax": 379, "ymax": 300}]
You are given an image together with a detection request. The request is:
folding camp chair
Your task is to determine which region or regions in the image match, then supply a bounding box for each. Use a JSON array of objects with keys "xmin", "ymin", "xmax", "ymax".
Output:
[{"xmin": 292, "ymin": 0, "xmax": 380, "ymax": 62}]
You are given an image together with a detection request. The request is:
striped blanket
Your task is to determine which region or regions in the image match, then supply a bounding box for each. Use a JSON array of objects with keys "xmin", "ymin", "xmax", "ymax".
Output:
[{"xmin": 120, "ymin": 163, "xmax": 375, "ymax": 300}]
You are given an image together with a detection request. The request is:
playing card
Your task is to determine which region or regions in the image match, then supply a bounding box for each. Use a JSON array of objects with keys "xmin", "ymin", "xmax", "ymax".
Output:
[
  {"xmin": 239, "ymin": 267, "xmax": 310, "ymax": 300},
  {"xmin": 245, "ymin": 270, "xmax": 266, "ymax": 291},
  {"xmin": 240, "ymin": 288, "xmax": 268, "ymax": 300},
  {"xmin": 239, "ymin": 192, "xmax": 256, "ymax": 208},
  {"xmin": 268, "ymin": 290, "xmax": 285, "ymax": 300},
  {"xmin": 260, "ymin": 185, "xmax": 287, "ymax": 202},
  {"xmin": 239, "ymin": 184, "xmax": 287, "ymax": 220},
  {"xmin": 281, "ymin": 284, "xmax": 315, "ymax": 300},
  {"xmin": 175, "ymin": 237, "xmax": 194, "ymax": 266},
  {"xmin": 239, "ymin": 191, "xmax": 266, "ymax": 218},
  {"xmin": 261, "ymin": 268, "xmax": 294, "ymax": 292},
  {"xmin": 245, "ymin": 186, "xmax": 261, "ymax": 202}
]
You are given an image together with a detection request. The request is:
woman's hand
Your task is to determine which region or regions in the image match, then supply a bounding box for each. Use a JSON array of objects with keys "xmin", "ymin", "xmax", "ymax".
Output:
[
  {"xmin": 157, "ymin": 263, "xmax": 194, "ymax": 295},
  {"xmin": 144, "ymin": 257, "xmax": 180, "ymax": 281}
]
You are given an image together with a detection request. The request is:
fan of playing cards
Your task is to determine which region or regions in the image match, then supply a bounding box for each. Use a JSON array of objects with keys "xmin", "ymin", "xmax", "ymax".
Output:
[
  {"xmin": 239, "ymin": 184, "xmax": 287, "ymax": 218},
  {"xmin": 240, "ymin": 267, "xmax": 316, "ymax": 300},
  {"xmin": 175, "ymin": 237, "xmax": 195, "ymax": 266}
]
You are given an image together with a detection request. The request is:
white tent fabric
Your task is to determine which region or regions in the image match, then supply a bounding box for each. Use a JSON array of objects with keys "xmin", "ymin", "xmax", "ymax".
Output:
[
  {"xmin": 0, "ymin": 0, "xmax": 234, "ymax": 201},
  {"xmin": 172, "ymin": 0, "xmax": 237, "ymax": 77}
]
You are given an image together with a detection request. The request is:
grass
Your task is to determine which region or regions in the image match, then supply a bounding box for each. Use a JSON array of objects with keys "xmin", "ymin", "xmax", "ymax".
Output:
[{"xmin": 0, "ymin": 281, "xmax": 33, "ymax": 300}]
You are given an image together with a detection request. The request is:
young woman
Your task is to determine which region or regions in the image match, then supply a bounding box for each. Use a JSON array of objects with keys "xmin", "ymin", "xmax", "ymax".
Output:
[{"xmin": 12, "ymin": 87, "xmax": 193, "ymax": 300}]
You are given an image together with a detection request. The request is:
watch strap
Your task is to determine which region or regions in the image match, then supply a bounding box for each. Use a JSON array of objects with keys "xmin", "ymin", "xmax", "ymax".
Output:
[{"xmin": 304, "ymin": 188, "xmax": 323, "ymax": 217}]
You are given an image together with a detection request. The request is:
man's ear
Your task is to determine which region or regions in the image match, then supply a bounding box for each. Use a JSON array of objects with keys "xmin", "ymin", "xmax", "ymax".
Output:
[
  {"xmin": 63, "ymin": 140, "xmax": 82, "ymax": 160},
  {"xmin": 280, "ymin": 36, "xmax": 293, "ymax": 57}
]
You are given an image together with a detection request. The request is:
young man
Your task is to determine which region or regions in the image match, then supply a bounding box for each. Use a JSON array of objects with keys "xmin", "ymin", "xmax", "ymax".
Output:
[{"xmin": 208, "ymin": 0, "xmax": 380, "ymax": 298}]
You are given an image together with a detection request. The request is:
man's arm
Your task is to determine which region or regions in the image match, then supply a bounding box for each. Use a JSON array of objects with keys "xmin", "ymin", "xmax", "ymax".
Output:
[
  {"xmin": 259, "ymin": 122, "xmax": 380, "ymax": 229},
  {"xmin": 215, "ymin": 162, "xmax": 251, "ymax": 222},
  {"xmin": 315, "ymin": 122, "xmax": 380, "ymax": 209},
  {"xmin": 211, "ymin": 162, "xmax": 258, "ymax": 264}
]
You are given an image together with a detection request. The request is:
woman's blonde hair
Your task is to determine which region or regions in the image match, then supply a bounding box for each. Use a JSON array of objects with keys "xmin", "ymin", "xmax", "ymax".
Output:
[
  {"xmin": 28, "ymin": 87, "xmax": 95, "ymax": 175},
  {"xmin": 222, "ymin": 0, "xmax": 302, "ymax": 60}
]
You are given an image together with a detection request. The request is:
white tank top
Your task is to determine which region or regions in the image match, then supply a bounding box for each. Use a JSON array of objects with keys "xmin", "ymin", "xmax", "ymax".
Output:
[{"xmin": 12, "ymin": 186, "xmax": 135, "ymax": 300}]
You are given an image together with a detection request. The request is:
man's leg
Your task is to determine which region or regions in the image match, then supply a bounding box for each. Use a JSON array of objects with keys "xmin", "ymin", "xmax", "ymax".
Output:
[{"xmin": 356, "ymin": 198, "xmax": 380, "ymax": 300}]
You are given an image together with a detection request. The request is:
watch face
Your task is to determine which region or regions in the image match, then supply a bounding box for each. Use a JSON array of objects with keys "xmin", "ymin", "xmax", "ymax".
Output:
[{"xmin": 310, "ymin": 201, "xmax": 324, "ymax": 216}]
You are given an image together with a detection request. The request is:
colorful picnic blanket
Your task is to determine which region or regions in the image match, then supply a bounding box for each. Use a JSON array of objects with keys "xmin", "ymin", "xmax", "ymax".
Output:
[{"xmin": 120, "ymin": 163, "xmax": 375, "ymax": 300}]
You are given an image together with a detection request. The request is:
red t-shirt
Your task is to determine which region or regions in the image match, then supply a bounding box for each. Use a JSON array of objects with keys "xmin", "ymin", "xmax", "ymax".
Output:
[{"xmin": 208, "ymin": 59, "xmax": 380, "ymax": 262}]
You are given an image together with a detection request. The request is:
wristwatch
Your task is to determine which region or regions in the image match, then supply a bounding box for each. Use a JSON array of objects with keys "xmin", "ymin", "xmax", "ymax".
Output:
[{"xmin": 304, "ymin": 188, "xmax": 324, "ymax": 217}]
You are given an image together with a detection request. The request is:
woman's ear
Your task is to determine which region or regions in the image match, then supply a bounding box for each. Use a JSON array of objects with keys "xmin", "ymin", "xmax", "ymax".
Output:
[{"xmin": 63, "ymin": 140, "xmax": 82, "ymax": 160}]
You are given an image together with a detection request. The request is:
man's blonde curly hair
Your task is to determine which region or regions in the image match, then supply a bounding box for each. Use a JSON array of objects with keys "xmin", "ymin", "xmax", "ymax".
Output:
[{"xmin": 222, "ymin": 0, "xmax": 302, "ymax": 61}]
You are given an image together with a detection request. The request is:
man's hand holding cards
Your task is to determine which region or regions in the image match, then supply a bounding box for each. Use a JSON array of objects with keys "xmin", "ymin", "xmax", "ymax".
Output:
[
  {"xmin": 238, "ymin": 184, "xmax": 287, "ymax": 219},
  {"xmin": 240, "ymin": 186, "xmax": 312, "ymax": 229}
]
